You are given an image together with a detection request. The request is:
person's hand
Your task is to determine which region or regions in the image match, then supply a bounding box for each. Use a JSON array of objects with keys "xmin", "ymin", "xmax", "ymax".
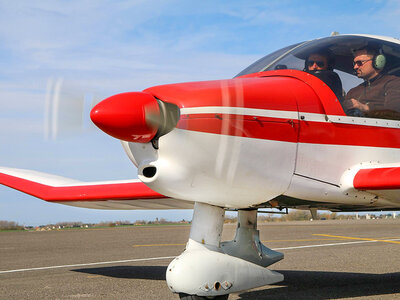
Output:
[{"xmin": 343, "ymin": 98, "xmax": 369, "ymax": 112}]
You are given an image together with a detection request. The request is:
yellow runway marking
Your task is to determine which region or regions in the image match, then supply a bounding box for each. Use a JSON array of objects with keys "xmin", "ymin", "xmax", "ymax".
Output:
[
  {"xmin": 262, "ymin": 238, "xmax": 344, "ymax": 243},
  {"xmin": 133, "ymin": 243, "xmax": 185, "ymax": 247},
  {"xmin": 314, "ymin": 234, "xmax": 400, "ymax": 245}
]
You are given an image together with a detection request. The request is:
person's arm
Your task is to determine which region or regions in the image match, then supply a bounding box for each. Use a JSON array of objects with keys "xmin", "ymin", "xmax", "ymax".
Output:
[
  {"xmin": 343, "ymin": 98, "xmax": 370, "ymax": 112},
  {"xmin": 383, "ymin": 78, "xmax": 400, "ymax": 112}
]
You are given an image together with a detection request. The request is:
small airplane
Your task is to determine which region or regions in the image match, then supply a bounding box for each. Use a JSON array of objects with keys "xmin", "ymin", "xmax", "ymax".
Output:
[{"xmin": 2, "ymin": 34, "xmax": 400, "ymax": 299}]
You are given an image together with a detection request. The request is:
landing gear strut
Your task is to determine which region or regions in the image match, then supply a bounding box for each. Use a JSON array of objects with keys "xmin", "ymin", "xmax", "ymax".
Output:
[{"xmin": 166, "ymin": 202, "xmax": 284, "ymax": 299}]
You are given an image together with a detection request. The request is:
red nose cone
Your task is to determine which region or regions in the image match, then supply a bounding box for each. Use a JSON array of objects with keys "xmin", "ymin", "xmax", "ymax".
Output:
[{"xmin": 90, "ymin": 92, "xmax": 160, "ymax": 142}]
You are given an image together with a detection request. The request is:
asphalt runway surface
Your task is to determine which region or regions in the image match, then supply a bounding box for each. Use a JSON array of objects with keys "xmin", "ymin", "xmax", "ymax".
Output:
[{"xmin": 1, "ymin": 219, "xmax": 399, "ymax": 299}]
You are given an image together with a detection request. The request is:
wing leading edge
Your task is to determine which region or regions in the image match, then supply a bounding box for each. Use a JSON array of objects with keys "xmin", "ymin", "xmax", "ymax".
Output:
[
  {"xmin": 354, "ymin": 167, "xmax": 400, "ymax": 190},
  {"xmin": 0, "ymin": 167, "xmax": 193, "ymax": 210},
  {"xmin": 343, "ymin": 164, "xmax": 400, "ymax": 205}
]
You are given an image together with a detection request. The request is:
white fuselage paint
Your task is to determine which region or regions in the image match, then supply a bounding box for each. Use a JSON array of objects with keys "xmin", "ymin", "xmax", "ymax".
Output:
[
  {"xmin": 128, "ymin": 129, "xmax": 297, "ymax": 208},
  {"xmin": 123, "ymin": 107, "xmax": 400, "ymax": 209}
]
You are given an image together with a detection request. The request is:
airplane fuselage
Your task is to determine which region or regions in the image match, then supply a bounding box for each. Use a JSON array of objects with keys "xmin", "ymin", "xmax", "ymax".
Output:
[{"xmin": 120, "ymin": 70, "xmax": 400, "ymax": 210}]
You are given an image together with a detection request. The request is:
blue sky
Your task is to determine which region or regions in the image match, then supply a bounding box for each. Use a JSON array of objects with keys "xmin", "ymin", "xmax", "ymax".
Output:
[{"xmin": 1, "ymin": 1, "xmax": 400, "ymax": 226}]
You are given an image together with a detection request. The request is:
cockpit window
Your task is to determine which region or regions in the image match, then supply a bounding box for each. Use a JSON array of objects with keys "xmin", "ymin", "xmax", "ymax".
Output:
[
  {"xmin": 236, "ymin": 35, "xmax": 400, "ymax": 121},
  {"xmin": 235, "ymin": 42, "xmax": 303, "ymax": 77}
]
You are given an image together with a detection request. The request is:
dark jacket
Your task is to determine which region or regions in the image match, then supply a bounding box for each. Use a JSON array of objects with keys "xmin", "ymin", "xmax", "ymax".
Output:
[{"xmin": 345, "ymin": 74, "xmax": 400, "ymax": 113}]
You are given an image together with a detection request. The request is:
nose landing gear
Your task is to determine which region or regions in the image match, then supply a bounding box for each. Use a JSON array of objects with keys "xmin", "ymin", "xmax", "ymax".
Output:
[{"xmin": 166, "ymin": 202, "xmax": 284, "ymax": 299}]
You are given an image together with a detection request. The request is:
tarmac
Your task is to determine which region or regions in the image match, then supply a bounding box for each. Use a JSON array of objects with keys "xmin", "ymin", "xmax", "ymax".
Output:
[{"xmin": 1, "ymin": 219, "xmax": 399, "ymax": 299}]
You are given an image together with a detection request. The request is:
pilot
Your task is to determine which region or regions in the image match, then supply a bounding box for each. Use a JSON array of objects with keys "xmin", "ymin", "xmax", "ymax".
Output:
[
  {"xmin": 343, "ymin": 47, "xmax": 400, "ymax": 117},
  {"xmin": 305, "ymin": 50, "xmax": 343, "ymax": 101}
]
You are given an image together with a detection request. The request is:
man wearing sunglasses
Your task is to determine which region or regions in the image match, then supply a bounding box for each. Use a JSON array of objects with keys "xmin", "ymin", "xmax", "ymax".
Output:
[
  {"xmin": 305, "ymin": 50, "xmax": 343, "ymax": 101},
  {"xmin": 306, "ymin": 53, "xmax": 329, "ymax": 71},
  {"xmin": 343, "ymin": 47, "xmax": 400, "ymax": 117}
]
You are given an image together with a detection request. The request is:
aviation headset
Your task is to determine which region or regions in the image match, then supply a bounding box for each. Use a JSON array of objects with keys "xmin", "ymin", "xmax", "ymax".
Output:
[{"xmin": 372, "ymin": 49, "xmax": 386, "ymax": 70}]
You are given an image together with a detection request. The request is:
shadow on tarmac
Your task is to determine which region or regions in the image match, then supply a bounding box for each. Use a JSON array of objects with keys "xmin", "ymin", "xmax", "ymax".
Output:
[
  {"xmin": 73, "ymin": 265, "xmax": 167, "ymax": 280},
  {"xmin": 239, "ymin": 270, "xmax": 400, "ymax": 299},
  {"xmin": 72, "ymin": 266, "xmax": 400, "ymax": 299}
]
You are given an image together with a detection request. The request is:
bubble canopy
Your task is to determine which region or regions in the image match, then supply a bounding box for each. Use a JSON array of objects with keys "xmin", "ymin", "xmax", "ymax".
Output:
[{"xmin": 236, "ymin": 35, "xmax": 400, "ymax": 78}]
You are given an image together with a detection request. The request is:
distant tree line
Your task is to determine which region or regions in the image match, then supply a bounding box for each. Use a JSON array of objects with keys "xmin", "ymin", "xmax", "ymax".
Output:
[
  {"xmin": 1, "ymin": 211, "xmax": 398, "ymax": 230},
  {"xmin": 224, "ymin": 210, "xmax": 398, "ymax": 223},
  {"xmin": 0, "ymin": 218, "xmax": 191, "ymax": 231},
  {"xmin": 0, "ymin": 220, "xmax": 24, "ymax": 230}
]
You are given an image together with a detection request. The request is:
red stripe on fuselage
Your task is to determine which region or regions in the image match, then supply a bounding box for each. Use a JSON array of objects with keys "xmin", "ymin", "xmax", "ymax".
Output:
[
  {"xmin": 177, "ymin": 114, "xmax": 299, "ymax": 143},
  {"xmin": 178, "ymin": 112, "xmax": 400, "ymax": 148},
  {"xmin": 298, "ymin": 120, "xmax": 400, "ymax": 148}
]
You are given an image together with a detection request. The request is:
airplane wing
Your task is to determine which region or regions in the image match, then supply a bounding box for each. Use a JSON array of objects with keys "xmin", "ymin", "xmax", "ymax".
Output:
[
  {"xmin": 343, "ymin": 164, "xmax": 400, "ymax": 204},
  {"xmin": 353, "ymin": 166, "xmax": 400, "ymax": 190},
  {"xmin": 0, "ymin": 167, "xmax": 193, "ymax": 210}
]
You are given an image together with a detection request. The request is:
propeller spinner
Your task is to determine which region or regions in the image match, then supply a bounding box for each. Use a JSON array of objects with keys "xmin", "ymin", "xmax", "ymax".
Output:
[{"xmin": 90, "ymin": 92, "xmax": 179, "ymax": 144}]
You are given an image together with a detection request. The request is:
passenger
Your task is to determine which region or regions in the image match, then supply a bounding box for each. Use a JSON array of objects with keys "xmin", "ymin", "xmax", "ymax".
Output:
[
  {"xmin": 343, "ymin": 47, "xmax": 400, "ymax": 117},
  {"xmin": 305, "ymin": 50, "xmax": 343, "ymax": 101}
]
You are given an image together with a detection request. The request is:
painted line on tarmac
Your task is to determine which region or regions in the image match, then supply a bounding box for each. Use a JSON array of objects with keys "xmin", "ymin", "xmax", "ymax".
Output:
[
  {"xmin": 262, "ymin": 238, "xmax": 345, "ymax": 243},
  {"xmin": 0, "ymin": 256, "xmax": 175, "ymax": 274},
  {"xmin": 314, "ymin": 234, "xmax": 400, "ymax": 245},
  {"xmin": 273, "ymin": 237, "xmax": 400, "ymax": 251},
  {"xmin": 379, "ymin": 236, "xmax": 400, "ymax": 240},
  {"xmin": 273, "ymin": 240, "xmax": 376, "ymax": 250},
  {"xmin": 133, "ymin": 243, "xmax": 185, "ymax": 247}
]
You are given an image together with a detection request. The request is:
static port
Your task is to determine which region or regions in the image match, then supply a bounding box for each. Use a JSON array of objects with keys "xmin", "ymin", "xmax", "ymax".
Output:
[{"xmin": 142, "ymin": 166, "xmax": 157, "ymax": 178}]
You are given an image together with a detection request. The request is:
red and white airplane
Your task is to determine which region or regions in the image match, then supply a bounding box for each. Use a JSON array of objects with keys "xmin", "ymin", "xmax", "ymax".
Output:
[{"xmin": 2, "ymin": 34, "xmax": 400, "ymax": 299}]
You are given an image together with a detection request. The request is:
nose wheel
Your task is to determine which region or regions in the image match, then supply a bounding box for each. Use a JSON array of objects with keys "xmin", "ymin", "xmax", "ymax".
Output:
[{"xmin": 179, "ymin": 293, "xmax": 229, "ymax": 300}]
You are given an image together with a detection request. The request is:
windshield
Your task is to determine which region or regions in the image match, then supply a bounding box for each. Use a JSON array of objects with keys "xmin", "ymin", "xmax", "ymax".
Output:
[{"xmin": 235, "ymin": 42, "xmax": 303, "ymax": 77}]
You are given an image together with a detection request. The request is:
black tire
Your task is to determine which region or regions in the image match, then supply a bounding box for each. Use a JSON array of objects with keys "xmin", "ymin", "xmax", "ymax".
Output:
[{"xmin": 178, "ymin": 293, "xmax": 229, "ymax": 300}]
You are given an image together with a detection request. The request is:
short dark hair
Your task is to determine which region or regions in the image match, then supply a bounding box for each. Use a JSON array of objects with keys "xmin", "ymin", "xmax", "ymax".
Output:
[
  {"xmin": 353, "ymin": 46, "xmax": 377, "ymax": 57},
  {"xmin": 310, "ymin": 49, "xmax": 333, "ymax": 59}
]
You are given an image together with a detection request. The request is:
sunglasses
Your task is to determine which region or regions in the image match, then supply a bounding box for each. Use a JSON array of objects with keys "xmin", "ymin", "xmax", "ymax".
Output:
[
  {"xmin": 307, "ymin": 60, "xmax": 325, "ymax": 68},
  {"xmin": 353, "ymin": 59, "xmax": 372, "ymax": 67}
]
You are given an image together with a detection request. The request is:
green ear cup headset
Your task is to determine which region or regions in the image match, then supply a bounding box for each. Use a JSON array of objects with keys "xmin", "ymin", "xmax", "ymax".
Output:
[{"xmin": 373, "ymin": 49, "xmax": 386, "ymax": 70}]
